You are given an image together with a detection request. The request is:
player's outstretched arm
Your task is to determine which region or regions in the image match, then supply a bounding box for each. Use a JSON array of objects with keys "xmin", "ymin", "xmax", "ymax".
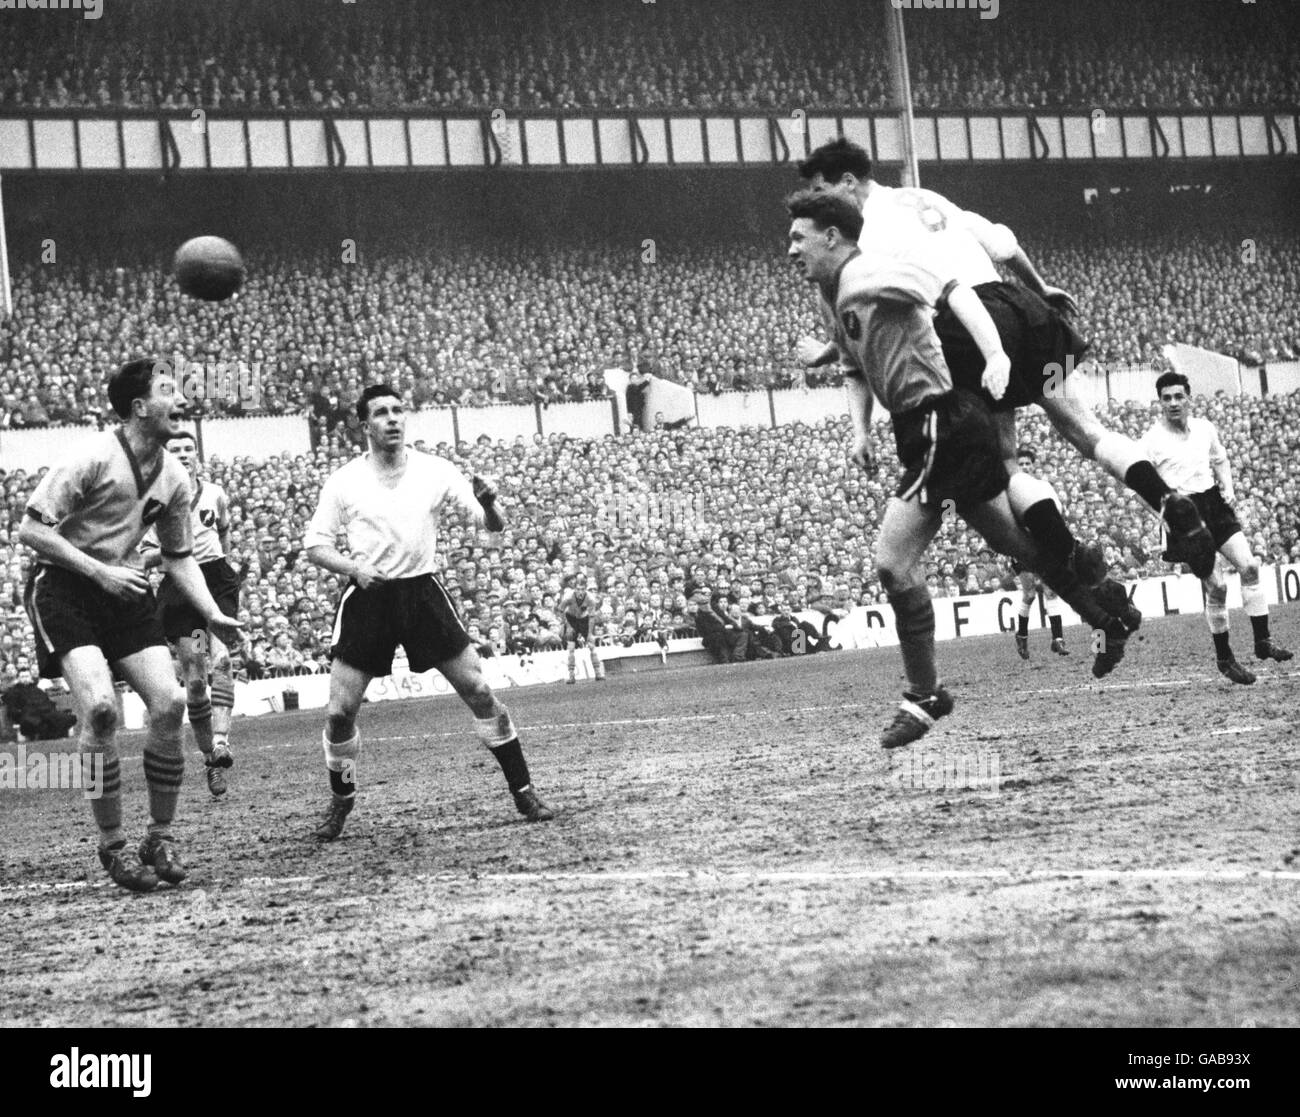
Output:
[
  {"xmin": 956, "ymin": 202, "xmax": 1078, "ymax": 315},
  {"xmin": 161, "ymin": 553, "xmax": 243, "ymax": 645},
  {"xmin": 18, "ymin": 516, "xmax": 150, "ymax": 599},
  {"xmin": 946, "ymin": 283, "xmax": 1011, "ymax": 400},
  {"xmin": 1001, "ymin": 242, "xmax": 1077, "ymax": 316}
]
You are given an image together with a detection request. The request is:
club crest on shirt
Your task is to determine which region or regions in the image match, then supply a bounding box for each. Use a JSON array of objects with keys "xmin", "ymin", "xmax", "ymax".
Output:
[
  {"xmin": 199, "ymin": 509, "xmax": 217, "ymax": 528},
  {"xmin": 141, "ymin": 498, "xmax": 166, "ymax": 526}
]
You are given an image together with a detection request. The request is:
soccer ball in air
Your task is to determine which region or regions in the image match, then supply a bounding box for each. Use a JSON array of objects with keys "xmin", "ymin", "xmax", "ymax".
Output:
[{"xmin": 174, "ymin": 236, "xmax": 245, "ymax": 301}]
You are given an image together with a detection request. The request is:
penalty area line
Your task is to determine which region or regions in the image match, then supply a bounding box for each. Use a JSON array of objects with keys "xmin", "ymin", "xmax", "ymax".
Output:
[{"xmin": 7, "ymin": 866, "xmax": 1300, "ymax": 900}]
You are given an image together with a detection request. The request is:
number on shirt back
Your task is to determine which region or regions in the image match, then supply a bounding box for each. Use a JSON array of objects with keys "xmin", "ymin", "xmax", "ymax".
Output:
[{"xmin": 896, "ymin": 189, "xmax": 947, "ymax": 234}]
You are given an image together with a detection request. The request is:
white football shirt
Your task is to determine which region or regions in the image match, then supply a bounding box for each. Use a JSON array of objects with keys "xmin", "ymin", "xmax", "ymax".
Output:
[
  {"xmin": 1140, "ymin": 417, "xmax": 1227, "ymax": 495},
  {"xmin": 859, "ymin": 183, "xmax": 1012, "ymax": 288},
  {"xmin": 141, "ymin": 478, "xmax": 228, "ymax": 564},
  {"xmin": 304, "ymin": 450, "xmax": 486, "ymax": 579}
]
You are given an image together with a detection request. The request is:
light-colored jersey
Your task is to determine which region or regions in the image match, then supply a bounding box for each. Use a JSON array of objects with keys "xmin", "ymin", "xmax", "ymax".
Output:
[
  {"xmin": 25, "ymin": 430, "xmax": 193, "ymax": 567},
  {"xmin": 303, "ymin": 450, "xmax": 486, "ymax": 579},
  {"xmin": 141, "ymin": 478, "xmax": 228, "ymax": 564},
  {"xmin": 1140, "ymin": 417, "xmax": 1226, "ymax": 495},
  {"xmin": 823, "ymin": 249, "xmax": 957, "ymax": 414},
  {"xmin": 561, "ymin": 590, "xmax": 599, "ymax": 622},
  {"xmin": 859, "ymin": 184, "xmax": 1012, "ymax": 288}
]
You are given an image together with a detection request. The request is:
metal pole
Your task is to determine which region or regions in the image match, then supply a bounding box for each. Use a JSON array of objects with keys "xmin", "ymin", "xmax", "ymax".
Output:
[
  {"xmin": 0, "ymin": 174, "xmax": 12, "ymax": 319},
  {"xmin": 884, "ymin": 2, "xmax": 921, "ymax": 188}
]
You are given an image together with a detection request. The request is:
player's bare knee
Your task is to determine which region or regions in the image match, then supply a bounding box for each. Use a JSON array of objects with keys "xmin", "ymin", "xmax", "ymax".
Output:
[
  {"xmin": 88, "ymin": 697, "xmax": 118, "ymax": 740},
  {"xmin": 461, "ymin": 680, "xmax": 497, "ymax": 718},
  {"xmin": 1206, "ymin": 581, "xmax": 1228, "ymax": 606},
  {"xmin": 1241, "ymin": 560, "xmax": 1261, "ymax": 585},
  {"xmin": 185, "ymin": 677, "xmax": 208, "ymax": 703},
  {"xmin": 150, "ymin": 689, "xmax": 186, "ymax": 729}
]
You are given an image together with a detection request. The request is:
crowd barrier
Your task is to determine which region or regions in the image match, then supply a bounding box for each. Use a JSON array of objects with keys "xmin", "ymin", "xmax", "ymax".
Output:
[
  {"xmin": 3, "ymin": 363, "xmax": 1293, "ymax": 470},
  {"xmin": 108, "ymin": 562, "xmax": 1300, "ymax": 728}
]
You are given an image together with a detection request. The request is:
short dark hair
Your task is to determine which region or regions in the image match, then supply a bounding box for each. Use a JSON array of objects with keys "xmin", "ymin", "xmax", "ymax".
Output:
[
  {"xmin": 797, "ymin": 137, "xmax": 873, "ymax": 183},
  {"xmin": 786, "ymin": 188, "xmax": 865, "ymax": 241},
  {"xmin": 1016, "ymin": 446, "xmax": 1036, "ymax": 463},
  {"xmin": 1155, "ymin": 371, "xmax": 1191, "ymax": 397},
  {"xmin": 168, "ymin": 430, "xmax": 197, "ymax": 447},
  {"xmin": 356, "ymin": 383, "xmax": 402, "ymax": 421},
  {"xmin": 107, "ymin": 357, "xmax": 164, "ymax": 421}
]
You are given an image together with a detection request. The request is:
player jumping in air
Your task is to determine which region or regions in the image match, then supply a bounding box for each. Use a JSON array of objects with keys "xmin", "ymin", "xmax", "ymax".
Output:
[
  {"xmin": 1008, "ymin": 448, "xmax": 1069, "ymax": 659},
  {"xmin": 141, "ymin": 430, "xmax": 240, "ymax": 796},
  {"xmin": 1140, "ymin": 372, "xmax": 1293, "ymax": 685},
  {"xmin": 304, "ymin": 384, "xmax": 554, "ymax": 840},
  {"xmin": 560, "ymin": 577, "xmax": 605, "ymax": 683},
  {"xmin": 794, "ymin": 138, "xmax": 1217, "ymax": 581},
  {"xmin": 19, "ymin": 359, "xmax": 243, "ymax": 891},
  {"xmin": 786, "ymin": 190, "xmax": 1135, "ymax": 748}
]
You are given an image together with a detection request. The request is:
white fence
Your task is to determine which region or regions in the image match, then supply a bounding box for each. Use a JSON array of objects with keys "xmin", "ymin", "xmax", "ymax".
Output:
[{"xmin": 2, "ymin": 359, "xmax": 1294, "ymax": 471}]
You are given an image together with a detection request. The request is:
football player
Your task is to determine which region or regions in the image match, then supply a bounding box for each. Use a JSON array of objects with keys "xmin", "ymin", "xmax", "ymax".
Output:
[
  {"xmin": 1141, "ymin": 372, "xmax": 1292, "ymax": 684},
  {"xmin": 795, "ymin": 138, "xmax": 1216, "ymax": 580},
  {"xmin": 141, "ymin": 430, "xmax": 240, "ymax": 796},
  {"xmin": 304, "ymin": 385, "xmax": 554, "ymax": 840},
  {"xmin": 19, "ymin": 359, "xmax": 242, "ymax": 891},
  {"xmin": 786, "ymin": 190, "xmax": 1135, "ymax": 748}
]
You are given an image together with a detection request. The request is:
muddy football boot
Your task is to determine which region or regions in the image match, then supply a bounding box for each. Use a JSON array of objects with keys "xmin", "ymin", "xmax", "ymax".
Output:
[
  {"xmin": 138, "ymin": 831, "xmax": 187, "ymax": 885},
  {"xmin": 513, "ymin": 787, "xmax": 555, "ymax": 823},
  {"xmin": 99, "ymin": 840, "xmax": 159, "ymax": 893},
  {"xmin": 314, "ymin": 795, "xmax": 355, "ymax": 841},
  {"xmin": 880, "ymin": 687, "xmax": 955, "ymax": 749}
]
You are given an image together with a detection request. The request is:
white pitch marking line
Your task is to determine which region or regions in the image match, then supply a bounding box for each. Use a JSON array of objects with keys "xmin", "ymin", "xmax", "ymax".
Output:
[
  {"xmin": 7, "ymin": 866, "xmax": 1300, "ymax": 899},
  {"xmin": 1209, "ymin": 726, "xmax": 1264, "ymax": 736},
  {"xmin": 99, "ymin": 671, "xmax": 1293, "ymax": 759}
]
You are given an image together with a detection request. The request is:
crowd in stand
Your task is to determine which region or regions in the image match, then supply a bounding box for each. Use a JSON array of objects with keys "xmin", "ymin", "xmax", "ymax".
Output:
[
  {"xmin": 2, "ymin": 232, "xmax": 1297, "ymax": 432},
  {"xmin": 2, "ymin": 0, "xmax": 1296, "ymax": 113},
  {"xmin": 1, "ymin": 390, "xmax": 1298, "ymax": 679}
]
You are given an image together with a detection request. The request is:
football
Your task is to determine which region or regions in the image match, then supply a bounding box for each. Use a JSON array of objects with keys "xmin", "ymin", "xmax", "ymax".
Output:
[{"xmin": 174, "ymin": 236, "xmax": 245, "ymax": 301}]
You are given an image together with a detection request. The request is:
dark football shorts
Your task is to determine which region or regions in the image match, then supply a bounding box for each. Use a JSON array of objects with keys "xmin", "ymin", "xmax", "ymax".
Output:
[
  {"xmin": 892, "ymin": 389, "xmax": 1010, "ymax": 512},
  {"xmin": 934, "ymin": 281, "xmax": 1089, "ymax": 412},
  {"xmin": 25, "ymin": 563, "xmax": 167, "ymax": 680},
  {"xmin": 1189, "ymin": 486, "xmax": 1243, "ymax": 550},
  {"xmin": 563, "ymin": 615, "xmax": 590, "ymax": 643},
  {"xmin": 329, "ymin": 573, "xmax": 470, "ymax": 677},
  {"xmin": 157, "ymin": 559, "xmax": 242, "ymax": 642}
]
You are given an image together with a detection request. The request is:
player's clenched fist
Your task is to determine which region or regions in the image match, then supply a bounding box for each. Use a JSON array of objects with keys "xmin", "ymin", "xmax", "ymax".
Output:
[
  {"xmin": 95, "ymin": 564, "xmax": 150, "ymax": 600},
  {"xmin": 351, "ymin": 563, "xmax": 389, "ymax": 590},
  {"xmin": 472, "ymin": 474, "xmax": 498, "ymax": 504},
  {"xmin": 795, "ymin": 335, "xmax": 832, "ymax": 367},
  {"xmin": 850, "ymin": 431, "xmax": 875, "ymax": 471}
]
